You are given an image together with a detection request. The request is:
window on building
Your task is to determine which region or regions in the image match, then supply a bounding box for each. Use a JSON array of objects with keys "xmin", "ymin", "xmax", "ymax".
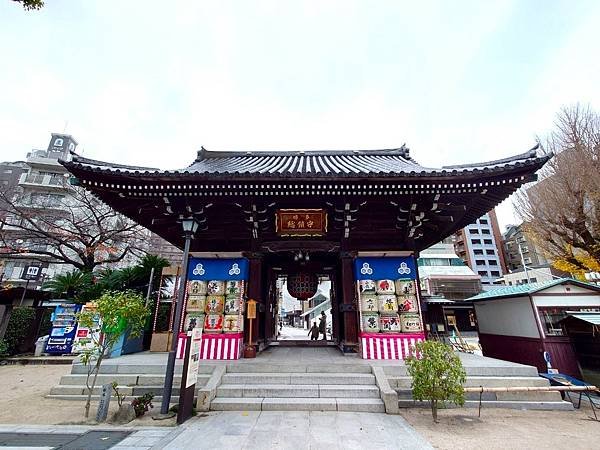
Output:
[
  {"xmin": 484, "ymin": 239, "xmax": 492, "ymax": 245},
  {"xmin": 54, "ymin": 138, "xmax": 63, "ymax": 146},
  {"xmin": 481, "ymin": 229, "xmax": 490, "ymax": 235},
  {"xmin": 490, "ymin": 271, "xmax": 500, "ymax": 276},
  {"xmin": 530, "ymin": 277, "xmax": 537, "ymax": 283},
  {"xmin": 478, "ymin": 271, "xmax": 487, "ymax": 276},
  {"xmin": 508, "ymin": 281, "xmax": 513, "ymax": 286},
  {"xmin": 474, "ymin": 249, "xmax": 484, "ymax": 255},
  {"xmin": 489, "ymin": 260, "xmax": 498, "ymax": 265},
  {"xmin": 486, "ymin": 249, "xmax": 495, "ymax": 255},
  {"xmin": 472, "ymin": 239, "xmax": 481, "ymax": 244},
  {"xmin": 475, "ymin": 259, "xmax": 486, "ymax": 266},
  {"xmin": 479, "ymin": 219, "xmax": 488, "ymax": 225},
  {"xmin": 469, "ymin": 229, "xmax": 479, "ymax": 234},
  {"xmin": 3, "ymin": 169, "xmax": 12, "ymax": 174},
  {"xmin": 68, "ymin": 143, "xmax": 75, "ymax": 151}
]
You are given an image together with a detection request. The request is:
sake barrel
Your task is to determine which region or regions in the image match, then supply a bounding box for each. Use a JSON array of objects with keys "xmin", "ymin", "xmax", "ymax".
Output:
[
  {"xmin": 225, "ymin": 280, "xmax": 243, "ymax": 296},
  {"xmin": 395, "ymin": 279, "xmax": 416, "ymax": 296},
  {"xmin": 223, "ymin": 314, "xmax": 242, "ymax": 333},
  {"xmin": 358, "ymin": 279, "xmax": 376, "ymax": 295},
  {"xmin": 224, "ymin": 294, "xmax": 242, "ymax": 315},
  {"xmin": 377, "ymin": 294, "xmax": 398, "ymax": 314},
  {"xmin": 204, "ymin": 314, "xmax": 224, "ymax": 333},
  {"xmin": 186, "ymin": 295, "xmax": 206, "ymax": 312},
  {"xmin": 206, "ymin": 280, "xmax": 225, "ymax": 295},
  {"xmin": 400, "ymin": 313, "xmax": 422, "ymax": 333},
  {"xmin": 360, "ymin": 294, "xmax": 379, "ymax": 313},
  {"xmin": 397, "ymin": 294, "xmax": 418, "ymax": 313},
  {"xmin": 205, "ymin": 295, "xmax": 225, "ymax": 314},
  {"xmin": 184, "ymin": 312, "xmax": 204, "ymax": 332},
  {"xmin": 189, "ymin": 280, "xmax": 208, "ymax": 295},
  {"xmin": 361, "ymin": 313, "xmax": 380, "ymax": 332},
  {"xmin": 375, "ymin": 279, "xmax": 395, "ymax": 294},
  {"xmin": 379, "ymin": 314, "xmax": 401, "ymax": 333}
]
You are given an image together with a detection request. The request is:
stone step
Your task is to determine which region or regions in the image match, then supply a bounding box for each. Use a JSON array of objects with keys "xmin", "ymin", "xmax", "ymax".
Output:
[
  {"xmin": 57, "ymin": 373, "xmax": 210, "ymax": 387},
  {"xmin": 383, "ymin": 364, "xmax": 539, "ymax": 378},
  {"xmin": 221, "ymin": 373, "xmax": 376, "ymax": 385},
  {"xmin": 396, "ymin": 388, "xmax": 564, "ymax": 403},
  {"xmin": 49, "ymin": 384, "xmax": 204, "ymax": 397},
  {"xmin": 69, "ymin": 363, "xmax": 216, "ymax": 375},
  {"xmin": 398, "ymin": 399, "xmax": 574, "ymax": 411},
  {"xmin": 216, "ymin": 384, "xmax": 381, "ymax": 399},
  {"xmin": 225, "ymin": 363, "xmax": 373, "ymax": 374},
  {"xmin": 211, "ymin": 397, "xmax": 385, "ymax": 413},
  {"xmin": 389, "ymin": 376, "xmax": 551, "ymax": 389}
]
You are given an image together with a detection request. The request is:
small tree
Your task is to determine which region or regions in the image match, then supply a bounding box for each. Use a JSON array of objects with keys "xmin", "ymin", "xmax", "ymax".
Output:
[
  {"xmin": 405, "ymin": 340, "xmax": 466, "ymax": 423},
  {"xmin": 77, "ymin": 290, "xmax": 150, "ymax": 419}
]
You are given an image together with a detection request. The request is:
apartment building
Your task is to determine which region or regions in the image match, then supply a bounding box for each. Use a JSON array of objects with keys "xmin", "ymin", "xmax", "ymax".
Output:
[{"xmin": 453, "ymin": 209, "xmax": 507, "ymax": 288}]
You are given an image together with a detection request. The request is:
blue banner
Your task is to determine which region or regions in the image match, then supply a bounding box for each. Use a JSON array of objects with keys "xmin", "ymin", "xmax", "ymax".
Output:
[
  {"xmin": 187, "ymin": 258, "xmax": 249, "ymax": 281},
  {"xmin": 354, "ymin": 257, "xmax": 417, "ymax": 280}
]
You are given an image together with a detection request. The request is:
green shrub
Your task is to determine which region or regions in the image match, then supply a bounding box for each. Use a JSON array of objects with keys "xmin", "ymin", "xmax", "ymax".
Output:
[
  {"xmin": 405, "ymin": 340, "xmax": 466, "ymax": 423},
  {"xmin": 0, "ymin": 338, "xmax": 8, "ymax": 357},
  {"xmin": 4, "ymin": 307, "xmax": 36, "ymax": 355}
]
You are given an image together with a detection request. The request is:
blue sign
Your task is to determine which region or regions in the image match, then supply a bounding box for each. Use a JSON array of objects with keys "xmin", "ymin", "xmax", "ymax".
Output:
[
  {"xmin": 187, "ymin": 258, "xmax": 249, "ymax": 281},
  {"xmin": 354, "ymin": 257, "xmax": 417, "ymax": 280}
]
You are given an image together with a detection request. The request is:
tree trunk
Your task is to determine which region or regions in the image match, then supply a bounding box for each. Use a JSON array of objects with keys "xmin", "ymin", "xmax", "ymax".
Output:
[
  {"xmin": 431, "ymin": 399, "xmax": 438, "ymax": 423},
  {"xmin": 84, "ymin": 354, "xmax": 104, "ymax": 419}
]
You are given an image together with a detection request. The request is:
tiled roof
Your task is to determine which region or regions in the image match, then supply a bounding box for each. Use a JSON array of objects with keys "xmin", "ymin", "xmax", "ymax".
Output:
[
  {"xmin": 63, "ymin": 145, "xmax": 549, "ymax": 179},
  {"xmin": 465, "ymin": 278, "xmax": 600, "ymax": 301}
]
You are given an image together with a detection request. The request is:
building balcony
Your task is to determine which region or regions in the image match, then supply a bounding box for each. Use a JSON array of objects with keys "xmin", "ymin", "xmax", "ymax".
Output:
[
  {"xmin": 25, "ymin": 150, "xmax": 71, "ymax": 169},
  {"xmin": 18, "ymin": 173, "xmax": 68, "ymax": 189}
]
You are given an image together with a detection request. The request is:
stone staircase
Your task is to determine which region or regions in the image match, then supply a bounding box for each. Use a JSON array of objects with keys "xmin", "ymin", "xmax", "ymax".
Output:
[
  {"xmin": 385, "ymin": 362, "xmax": 573, "ymax": 410},
  {"xmin": 210, "ymin": 363, "xmax": 385, "ymax": 412},
  {"xmin": 48, "ymin": 362, "xmax": 212, "ymax": 402}
]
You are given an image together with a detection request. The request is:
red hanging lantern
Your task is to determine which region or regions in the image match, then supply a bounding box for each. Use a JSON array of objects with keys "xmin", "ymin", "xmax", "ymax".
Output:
[{"xmin": 286, "ymin": 272, "xmax": 319, "ymax": 300}]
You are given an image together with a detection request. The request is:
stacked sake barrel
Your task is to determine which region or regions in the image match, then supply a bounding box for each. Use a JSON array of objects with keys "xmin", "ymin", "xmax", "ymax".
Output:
[
  {"xmin": 185, "ymin": 280, "xmax": 245, "ymax": 334},
  {"xmin": 358, "ymin": 278, "xmax": 422, "ymax": 334}
]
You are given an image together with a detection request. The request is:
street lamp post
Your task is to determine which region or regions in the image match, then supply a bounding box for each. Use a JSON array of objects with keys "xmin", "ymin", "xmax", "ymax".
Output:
[{"xmin": 160, "ymin": 217, "xmax": 199, "ymax": 415}]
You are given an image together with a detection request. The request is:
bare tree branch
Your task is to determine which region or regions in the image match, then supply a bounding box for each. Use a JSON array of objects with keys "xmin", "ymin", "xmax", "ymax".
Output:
[
  {"xmin": 0, "ymin": 184, "xmax": 147, "ymax": 272},
  {"xmin": 514, "ymin": 104, "xmax": 600, "ymax": 274}
]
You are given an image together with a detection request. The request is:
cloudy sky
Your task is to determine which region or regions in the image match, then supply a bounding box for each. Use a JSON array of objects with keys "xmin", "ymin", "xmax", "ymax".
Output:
[{"xmin": 1, "ymin": 1, "xmax": 599, "ymax": 228}]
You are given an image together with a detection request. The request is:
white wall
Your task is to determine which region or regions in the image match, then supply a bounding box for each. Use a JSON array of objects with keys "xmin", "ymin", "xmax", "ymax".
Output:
[
  {"xmin": 533, "ymin": 293, "xmax": 600, "ymax": 308},
  {"xmin": 474, "ymin": 296, "xmax": 540, "ymax": 338}
]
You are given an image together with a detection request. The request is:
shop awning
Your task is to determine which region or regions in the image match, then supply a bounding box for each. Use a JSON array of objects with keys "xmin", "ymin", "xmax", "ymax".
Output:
[{"xmin": 564, "ymin": 312, "xmax": 600, "ymax": 325}]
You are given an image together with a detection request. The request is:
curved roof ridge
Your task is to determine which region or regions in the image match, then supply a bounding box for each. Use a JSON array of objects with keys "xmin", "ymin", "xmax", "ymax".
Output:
[
  {"xmin": 442, "ymin": 144, "xmax": 542, "ymax": 170},
  {"xmin": 66, "ymin": 152, "xmax": 159, "ymax": 171},
  {"xmin": 195, "ymin": 144, "xmax": 411, "ymax": 161}
]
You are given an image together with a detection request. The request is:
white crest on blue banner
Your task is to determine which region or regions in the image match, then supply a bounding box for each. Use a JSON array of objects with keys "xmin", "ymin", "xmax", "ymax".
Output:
[
  {"xmin": 397, "ymin": 262, "xmax": 411, "ymax": 275},
  {"xmin": 192, "ymin": 263, "xmax": 205, "ymax": 276},
  {"xmin": 228, "ymin": 263, "xmax": 241, "ymax": 276},
  {"xmin": 360, "ymin": 263, "xmax": 373, "ymax": 275}
]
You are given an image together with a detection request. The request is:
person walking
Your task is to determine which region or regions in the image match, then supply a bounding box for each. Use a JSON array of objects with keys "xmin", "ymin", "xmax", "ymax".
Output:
[
  {"xmin": 319, "ymin": 311, "xmax": 327, "ymax": 341},
  {"xmin": 308, "ymin": 322, "xmax": 319, "ymax": 341}
]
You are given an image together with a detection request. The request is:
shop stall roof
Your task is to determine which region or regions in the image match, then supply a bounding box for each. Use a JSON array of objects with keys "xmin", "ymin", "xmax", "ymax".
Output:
[
  {"xmin": 465, "ymin": 278, "xmax": 600, "ymax": 302},
  {"xmin": 562, "ymin": 312, "xmax": 600, "ymax": 326}
]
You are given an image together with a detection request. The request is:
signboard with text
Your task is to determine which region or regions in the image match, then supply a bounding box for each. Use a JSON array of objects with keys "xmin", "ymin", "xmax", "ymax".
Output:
[
  {"xmin": 186, "ymin": 328, "xmax": 202, "ymax": 388},
  {"xmin": 276, "ymin": 209, "xmax": 327, "ymax": 236}
]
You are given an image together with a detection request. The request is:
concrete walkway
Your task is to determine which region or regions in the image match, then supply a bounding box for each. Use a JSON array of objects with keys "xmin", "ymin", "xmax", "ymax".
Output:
[
  {"xmin": 0, "ymin": 412, "xmax": 433, "ymax": 449},
  {"xmin": 162, "ymin": 411, "xmax": 433, "ymax": 450}
]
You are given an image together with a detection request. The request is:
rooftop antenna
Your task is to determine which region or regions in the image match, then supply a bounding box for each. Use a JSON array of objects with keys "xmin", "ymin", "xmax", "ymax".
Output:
[{"xmin": 63, "ymin": 120, "xmax": 69, "ymax": 133}]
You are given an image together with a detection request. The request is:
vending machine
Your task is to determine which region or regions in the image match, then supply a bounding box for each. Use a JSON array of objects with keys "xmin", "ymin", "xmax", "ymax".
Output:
[
  {"xmin": 71, "ymin": 302, "xmax": 101, "ymax": 354},
  {"xmin": 45, "ymin": 303, "xmax": 82, "ymax": 355}
]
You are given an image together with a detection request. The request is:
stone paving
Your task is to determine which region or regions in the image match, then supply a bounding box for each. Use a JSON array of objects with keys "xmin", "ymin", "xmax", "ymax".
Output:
[
  {"xmin": 0, "ymin": 411, "xmax": 433, "ymax": 449},
  {"xmin": 162, "ymin": 411, "xmax": 433, "ymax": 450}
]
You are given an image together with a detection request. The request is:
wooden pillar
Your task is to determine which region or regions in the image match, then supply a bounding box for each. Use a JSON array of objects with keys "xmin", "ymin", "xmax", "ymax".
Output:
[
  {"xmin": 245, "ymin": 253, "xmax": 263, "ymax": 349},
  {"xmin": 339, "ymin": 252, "xmax": 359, "ymax": 352}
]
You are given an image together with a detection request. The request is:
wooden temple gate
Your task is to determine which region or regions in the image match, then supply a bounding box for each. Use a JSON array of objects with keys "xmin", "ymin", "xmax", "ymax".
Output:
[{"xmin": 62, "ymin": 145, "xmax": 549, "ymax": 359}]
